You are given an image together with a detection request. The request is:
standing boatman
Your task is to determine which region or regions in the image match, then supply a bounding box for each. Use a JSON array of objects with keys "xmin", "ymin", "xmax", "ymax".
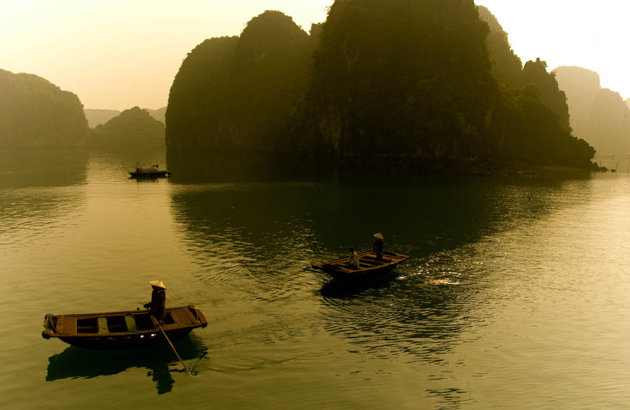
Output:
[
  {"xmin": 144, "ymin": 280, "xmax": 166, "ymax": 323},
  {"xmin": 373, "ymin": 233, "xmax": 384, "ymax": 260}
]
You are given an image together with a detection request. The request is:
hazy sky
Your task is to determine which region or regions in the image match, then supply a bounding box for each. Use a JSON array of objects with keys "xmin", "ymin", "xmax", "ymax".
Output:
[
  {"xmin": 2, "ymin": 0, "xmax": 629, "ymax": 110},
  {"xmin": 476, "ymin": 0, "xmax": 630, "ymax": 98}
]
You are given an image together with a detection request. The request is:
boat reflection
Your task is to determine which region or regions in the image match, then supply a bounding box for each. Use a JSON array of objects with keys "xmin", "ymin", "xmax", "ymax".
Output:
[
  {"xmin": 45, "ymin": 335, "xmax": 208, "ymax": 395},
  {"xmin": 319, "ymin": 271, "xmax": 399, "ymax": 298}
]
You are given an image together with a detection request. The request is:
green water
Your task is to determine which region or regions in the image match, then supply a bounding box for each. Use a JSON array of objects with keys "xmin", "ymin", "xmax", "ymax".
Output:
[{"xmin": 1, "ymin": 149, "xmax": 630, "ymax": 409}]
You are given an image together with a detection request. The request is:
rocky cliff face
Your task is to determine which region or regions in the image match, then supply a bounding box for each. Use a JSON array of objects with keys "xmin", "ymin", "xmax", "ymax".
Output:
[
  {"xmin": 166, "ymin": 11, "xmax": 316, "ymax": 152},
  {"xmin": 165, "ymin": 3, "xmax": 595, "ymax": 170},
  {"xmin": 0, "ymin": 69, "xmax": 90, "ymax": 148},
  {"xmin": 478, "ymin": 7, "xmax": 570, "ymax": 133},
  {"xmin": 554, "ymin": 66, "xmax": 630, "ymax": 158},
  {"xmin": 477, "ymin": 5, "xmax": 523, "ymax": 88},
  {"xmin": 293, "ymin": 0, "xmax": 499, "ymax": 158}
]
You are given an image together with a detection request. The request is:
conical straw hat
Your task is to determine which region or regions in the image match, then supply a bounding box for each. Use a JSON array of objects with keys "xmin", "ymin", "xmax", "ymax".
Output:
[
  {"xmin": 373, "ymin": 233, "xmax": 384, "ymax": 240},
  {"xmin": 148, "ymin": 280, "xmax": 166, "ymax": 289}
]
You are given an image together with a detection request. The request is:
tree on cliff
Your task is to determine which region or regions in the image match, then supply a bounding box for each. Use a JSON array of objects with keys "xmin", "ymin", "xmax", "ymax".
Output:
[
  {"xmin": 0, "ymin": 69, "xmax": 90, "ymax": 148},
  {"xmin": 91, "ymin": 106, "xmax": 165, "ymax": 149},
  {"xmin": 166, "ymin": 11, "xmax": 316, "ymax": 152},
  {"xmin": 520, "ymin": 59, "xmax": 570, "ymax": 133}
]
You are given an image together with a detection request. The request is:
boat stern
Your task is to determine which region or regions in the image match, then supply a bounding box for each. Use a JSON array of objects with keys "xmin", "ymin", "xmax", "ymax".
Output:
[{"xmin": 188, "ymin": 305, "xmax": 208, "ymax": 328}]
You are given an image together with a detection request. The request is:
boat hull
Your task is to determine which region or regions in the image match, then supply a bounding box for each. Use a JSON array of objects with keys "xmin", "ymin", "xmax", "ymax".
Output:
[
  {"xmin": 326, "ymin": 264, "xmax": 399, "ymax": 280},
  {"xmin": 58, "ymin": 327, "xmax": 194, "ymax": 350},
  {"xmin": 42, "ymin": 305, "xmax": 207, "ymax": 350},
  {"xmin": 129, "ymin": 171, "xmax": 170, "ymax": 179}
]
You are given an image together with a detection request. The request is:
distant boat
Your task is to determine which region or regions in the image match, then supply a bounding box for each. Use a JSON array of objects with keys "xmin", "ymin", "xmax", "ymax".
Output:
[
  {"xmin": 312, "ymin": 250, "xmax": 409, "ymax": 280},
  {"xmin": 42, "ymin": 305, "xmax": 207, "ymax": 350},
  {"xmin": 129, "ymin": 164, "xmax": 171, "ymax": 179}
]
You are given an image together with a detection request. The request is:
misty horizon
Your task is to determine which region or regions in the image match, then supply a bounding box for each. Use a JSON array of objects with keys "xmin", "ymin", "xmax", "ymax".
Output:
[{"xmin": 2, "ymin": 1, "xmax": 630, "ymax": 110}]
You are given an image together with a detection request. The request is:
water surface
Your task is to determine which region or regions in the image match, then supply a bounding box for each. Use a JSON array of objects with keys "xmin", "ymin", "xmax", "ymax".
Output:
[{"xmin": 1, "ymin": 149, "xmax": 629, "ymax": 409}]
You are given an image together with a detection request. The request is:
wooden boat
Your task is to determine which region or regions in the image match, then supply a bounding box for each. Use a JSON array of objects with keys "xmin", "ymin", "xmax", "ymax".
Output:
[
  {"xmin": 129, "ymin": 164, "xmax": 171, "ymax": 179},
  {"xmin": 313, "ymin": 250, "xmax": 409, "ymax": 280},
  {"xmin": 42, "ymin": 305, "xmax": 207, "ymax": 350}
]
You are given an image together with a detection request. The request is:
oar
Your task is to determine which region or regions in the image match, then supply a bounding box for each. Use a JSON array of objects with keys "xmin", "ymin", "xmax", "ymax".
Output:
[{"xmin": 151, "ymin": 316, "xmax": 193, "ymax": 376}]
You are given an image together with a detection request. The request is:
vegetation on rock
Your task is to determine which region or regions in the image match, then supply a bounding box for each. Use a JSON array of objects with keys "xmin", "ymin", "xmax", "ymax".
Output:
[
  {"xmin": 166, "ymin": 2, "xmax": 595, "ymax": 171},
  {"xmin": 166, "ymin": 11, "xmax": 316, "ymax": 152}
]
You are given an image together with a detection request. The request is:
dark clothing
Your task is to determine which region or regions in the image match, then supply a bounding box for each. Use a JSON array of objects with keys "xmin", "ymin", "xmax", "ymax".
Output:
[
  {"xmin": 373, "ymin": 238, "xmax": 384, "ymax": 260},
  {"xmin": 144, "ymin": 288, "xmax": 166, "ymax": 322}
]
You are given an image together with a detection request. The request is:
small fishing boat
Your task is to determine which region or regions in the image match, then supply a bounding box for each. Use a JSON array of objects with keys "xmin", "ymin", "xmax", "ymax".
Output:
[
  {"xmin": 42, "ymin": 305, "xmax": 207, "ymax": 350},
  {"xmin": 129, "ymin": 164, "xmax": 171, "ymax": 179},
  {"xmin": 313, "ymin": 250, "xmax": 409, "ymax": 280}
]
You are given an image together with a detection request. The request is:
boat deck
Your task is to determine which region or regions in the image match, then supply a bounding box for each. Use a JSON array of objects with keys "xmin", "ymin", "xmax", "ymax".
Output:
[{"xmin": 42, "ymin": 305, "xmax": 207, "ymax": 349}]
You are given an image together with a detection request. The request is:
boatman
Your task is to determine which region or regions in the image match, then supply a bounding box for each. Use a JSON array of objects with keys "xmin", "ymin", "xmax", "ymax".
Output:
[
  {"xmin": 373, "ymin": 233, "xmax": 384, "ymax": 260},
  {"xmin": 349, "ymin": 248, "xmax": 360, "ymax": 269},
  {"xmin": 144, "ymin": 280, "xmax": 166, "ymax": 324}
]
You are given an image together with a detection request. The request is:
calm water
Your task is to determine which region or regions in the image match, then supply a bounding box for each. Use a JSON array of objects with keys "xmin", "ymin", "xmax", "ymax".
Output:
[{"xmin": 1, "ymin": 149, "xmax": 630, "ymax": 409}]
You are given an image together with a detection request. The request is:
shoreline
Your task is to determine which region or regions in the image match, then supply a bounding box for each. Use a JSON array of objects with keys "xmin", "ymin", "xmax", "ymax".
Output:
[{"xmin": 165, "ymin": 149, "xmax": 604, "ymax": 182}]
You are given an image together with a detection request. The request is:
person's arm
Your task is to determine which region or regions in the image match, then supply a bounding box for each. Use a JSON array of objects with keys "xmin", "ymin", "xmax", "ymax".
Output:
[{"xmin": 144, "ymin": 291, "xmax": 155, "ymax": 308}]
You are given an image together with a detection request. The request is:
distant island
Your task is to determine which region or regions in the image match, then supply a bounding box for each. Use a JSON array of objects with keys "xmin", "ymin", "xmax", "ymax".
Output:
[
  {"xmin": 83, "ymin": 109, "xmax": 121, "ymax": 128},
  {"xmin": 0, "ymin": 68, "xmax": 167, "ymax": 151},
  {"xmin": 554, "ymin": 66, "xmax": 630, "ymax": 161},
  {"xmin": 166, "ymin": 1, "xmax": 596, "ymax": 174},
  {"xmin": 0, "ymin": 69, "xmax": 90, "ymax": 148},
  {"xmin": 90, "ymin": 106, "xmax": 165, "ymax": 149},
  {"xmin": 85, "ymin": 107, "xmax": 166, "ymax": 127}
]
